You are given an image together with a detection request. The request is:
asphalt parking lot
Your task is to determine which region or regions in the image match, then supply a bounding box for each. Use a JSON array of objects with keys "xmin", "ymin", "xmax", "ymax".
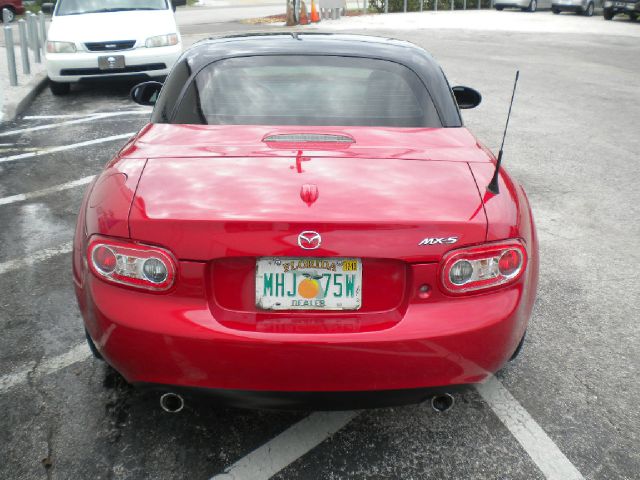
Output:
[{"xmin": 1, "ymin": 9, "xmax": 639, "ymax": 480}]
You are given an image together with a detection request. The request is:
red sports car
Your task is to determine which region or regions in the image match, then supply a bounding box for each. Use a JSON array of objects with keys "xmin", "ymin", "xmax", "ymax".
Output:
[{"xmin": 74, "ymin": 33, "xmax": 539, "ymax": 411}]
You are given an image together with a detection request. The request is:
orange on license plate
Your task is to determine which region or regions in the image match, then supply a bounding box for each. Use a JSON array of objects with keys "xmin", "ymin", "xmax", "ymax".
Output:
[{"xmin": 256, "ymin": 257, "xmax": 362, "ymax": 310}]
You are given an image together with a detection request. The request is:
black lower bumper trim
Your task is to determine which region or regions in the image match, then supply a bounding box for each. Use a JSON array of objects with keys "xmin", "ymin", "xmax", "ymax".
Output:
[
  {"xmin": 135, "ymin": 383, "xmax": 472, "ymax": 411},
  {"xmin": 60, "ymin": 63, "xmax": 167, "ymax": 76}
]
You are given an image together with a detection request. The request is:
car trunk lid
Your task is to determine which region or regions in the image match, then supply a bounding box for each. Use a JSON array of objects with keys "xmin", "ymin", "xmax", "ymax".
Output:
[{"xmin": 129, "ymin": 154, "xmax": 487, "ymax": 262}]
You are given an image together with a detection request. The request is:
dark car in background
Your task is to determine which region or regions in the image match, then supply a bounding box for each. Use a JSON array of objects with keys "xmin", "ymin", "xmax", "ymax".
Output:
[
  {"xmin": 0, "ymin": 0, "xmax": 25, "ymax": 22},
  {"xmin": 603, "ymin": 0, "xmax": 639, "ymax": 19}
]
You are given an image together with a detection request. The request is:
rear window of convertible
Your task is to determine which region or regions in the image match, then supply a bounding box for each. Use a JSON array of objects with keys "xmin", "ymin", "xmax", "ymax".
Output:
[{"xmin": 171, "ymin": 56, "xmax": 442, "ymax": 127}]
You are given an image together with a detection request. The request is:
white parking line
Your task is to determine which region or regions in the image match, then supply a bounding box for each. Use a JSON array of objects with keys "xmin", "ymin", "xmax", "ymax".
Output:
[
  {"xmin": 477, "ymin": 376, "xmax": 584, "ymax": 480},
  {"xmin": 23, "ymin": 110, "xmax": 150, "ymax": 121},
  {"xmin": 0, "ymin": 343, "xmax": 91, "ymax": 394},
  {"xmin": 211, "ymin": 411, "xmax": 361, "ymax": 480},
  {"xmin": 0, "ymin": 133, "xmax": 136, "ymax": 164},
  {"xmin": 0, "ymin": 242, "xmax": 73, "ymax": 276},
  {"xmin": 0, "ymin": 176, "xmax": 95, "ymax": 206},
  {"xmin": 209, "ymin": 378, "xmax": 584, "ymax": 480},
  {"xmin": 0, "ymin": 111, "xmax": 150, "ymax": 138}
]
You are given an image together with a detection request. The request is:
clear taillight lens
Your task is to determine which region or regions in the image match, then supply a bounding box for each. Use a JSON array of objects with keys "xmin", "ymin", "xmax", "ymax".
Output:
[
  {"xmin": 441, "ymin": 240, "xmax": 527, "ymax": 294},
  {"xmin": 87, "ymin": 237, "xmax": 176, "ymax": 292}
]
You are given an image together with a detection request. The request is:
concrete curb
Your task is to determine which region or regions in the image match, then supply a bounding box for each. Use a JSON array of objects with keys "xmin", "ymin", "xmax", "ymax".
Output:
[{"xmin": 0, "ymin": 72, "xmax": 48, "ymax": 124}]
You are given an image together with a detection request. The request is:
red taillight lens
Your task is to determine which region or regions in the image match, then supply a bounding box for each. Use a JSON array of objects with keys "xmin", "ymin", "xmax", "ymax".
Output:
[
  {"xmin": 498, "ymin": 249, "xmax": 522, "ymax": 277},
  {"xmin": 92, "ymin": 245, "xmax": 117, "ymax": 274},
  {"xmin": 87, "ymin": 237, "xmax": 176, "ymax": 292},
  {"xmin": 441, "ymin": 240, "xmax": 527, "ymax": 294}
]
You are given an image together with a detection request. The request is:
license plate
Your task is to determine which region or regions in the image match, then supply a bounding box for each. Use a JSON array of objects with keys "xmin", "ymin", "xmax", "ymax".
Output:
[
  {"xmin": 615, "ymin": 2, "xmax": 625, "ymax": 5},
  {"xmin": 256, "ymin": 257, "xmax": 362, "ymax": 311},
  {"xmin": 98, "ymin": 55, "xmax": 125, "ymax": 71}
]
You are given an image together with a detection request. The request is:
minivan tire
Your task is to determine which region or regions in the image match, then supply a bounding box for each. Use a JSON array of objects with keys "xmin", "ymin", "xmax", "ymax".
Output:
[
  {"xmin": 584, "ymin": 2, "xmax": 594, "ymax": 16},
  {"xmin": 603, "ymin": 8, "xmax": 614, "ymax": 19},
  {"xmin": 552, "ymin": 8, "xmax": 560, "ymax": 13},
  {"xmin": 50, "ymin": 80, "xmax": 71, "ymax": 96},
  {"xmin": 526, "ymin": 0, "xmax": 537, "ymax": 12}
]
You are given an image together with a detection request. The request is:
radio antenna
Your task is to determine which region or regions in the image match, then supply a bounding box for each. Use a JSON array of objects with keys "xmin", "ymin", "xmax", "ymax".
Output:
[{"xmin": 487, "ymin": 70, "xmax": 520, "ymax": 195}]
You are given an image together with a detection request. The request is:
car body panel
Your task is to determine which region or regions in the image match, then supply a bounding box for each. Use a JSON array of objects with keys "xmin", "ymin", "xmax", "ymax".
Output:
[
  {"xmin": 74, "ymin": 34, "xmax": 539, "ymax": 406},
  {"xmin": 128, "ymin": 155, "xmax": 487, "ymax": 263},
  {"xmin": 0, "ymin": 0, "xmax": 25, "ymax": 17},
  {"xmin": 494, "ymin": 0, "xmax": 553, "ymax": 8},
  {"xmin": 552, "ymin": 0, "xmax": 601, "ymax": 12},
  {"xmin": 79, "ymin": 260, "xmax": 534, "ymax": 391}
]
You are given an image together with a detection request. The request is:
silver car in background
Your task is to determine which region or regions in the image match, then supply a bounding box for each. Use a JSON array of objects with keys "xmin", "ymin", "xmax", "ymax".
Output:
[
  {"xmin": 494, "ymin": 0, "xmax": 552, "ymax": 12},
  {"xmin": 552, "ymin": 0, "xmax": 600, "ymax": 15}
]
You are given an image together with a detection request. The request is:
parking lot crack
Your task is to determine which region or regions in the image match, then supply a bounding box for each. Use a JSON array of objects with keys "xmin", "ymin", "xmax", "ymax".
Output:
[{"xmin": 25, "ymin": 353, "xmax": 58, "ymax": 478}]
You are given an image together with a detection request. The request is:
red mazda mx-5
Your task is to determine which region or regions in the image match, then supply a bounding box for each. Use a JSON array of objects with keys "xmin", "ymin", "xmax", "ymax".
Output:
[{"xmin": 73, "ymin": 33, "xmax": 538, "ymax": 411}]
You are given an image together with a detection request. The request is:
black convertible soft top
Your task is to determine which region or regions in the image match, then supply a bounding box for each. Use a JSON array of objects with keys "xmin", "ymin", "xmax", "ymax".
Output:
[{"xmin": 151, "ymin": 33, "xmax": 462, "ymax": 127}]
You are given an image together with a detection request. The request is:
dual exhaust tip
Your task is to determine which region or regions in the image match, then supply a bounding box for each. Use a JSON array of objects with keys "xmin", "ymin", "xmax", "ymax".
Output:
[
  {"xmin": 159, "ymin": 392, "xmax": 184, "ymax": 413},
  {"xmin": 159, "ymin": 392, "xmax": 454, "ymax": 413},
  {"xmin": 431, "ymin": 393, "xmax": 455, "ymax": 413}
]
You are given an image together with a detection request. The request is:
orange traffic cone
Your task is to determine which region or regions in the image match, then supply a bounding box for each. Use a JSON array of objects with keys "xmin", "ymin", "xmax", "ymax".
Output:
[
  {"xmin": 299, "ymin": 0, "xmax": 309, "ymax": 25},
  {"xmin": 310, "ymin": 0, "xmax": 320, "ymax": 23}
]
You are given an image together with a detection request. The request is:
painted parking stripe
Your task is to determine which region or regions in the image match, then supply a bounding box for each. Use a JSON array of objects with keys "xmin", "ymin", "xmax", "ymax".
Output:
[
  {"xmin": 0, "ymin": 242, "xmax": 73, "ymax": 276},
  {"xmin": 0, "ymin": 343, "xmax": 91, "ymax": 395},
  {"xmin": 0, "ymin": 175, "xmax": 95, "ymax": 206},
  {"xmin": 0, "ymin": 111, "xmax": 150, "ymax": 137},
  {"xmin": 0, "ymin": 132, "xmax": 135, "ymax": 164},
  {"xmin": 23, "ymin": 110, "xmax": 150, "ymax": 121},
  {"xmin": 477, "ymin": 376, "xmax": 584, "ymax": 480},
  {"xmin": 209, "ymin": 379, "xmax": 584, "ymax": 480},
  {"xmin": 211, "ymin": 411, "xmax": 361, "ymax": 480}
]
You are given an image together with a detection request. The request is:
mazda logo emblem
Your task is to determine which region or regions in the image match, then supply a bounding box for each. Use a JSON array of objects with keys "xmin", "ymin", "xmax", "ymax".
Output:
[{"xmin": 297, "ymin": 231, "xmax": 321, "ymax": 250}]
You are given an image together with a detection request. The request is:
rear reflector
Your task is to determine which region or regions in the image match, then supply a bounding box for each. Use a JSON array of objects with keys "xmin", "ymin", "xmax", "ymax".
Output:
[
  {"xmin": 87, "ymin": 236, "xmax": 176, "ymax": 292},
  {"xmin": 440, "ymin": 240, "xmax": 527, "ymax": 294}
]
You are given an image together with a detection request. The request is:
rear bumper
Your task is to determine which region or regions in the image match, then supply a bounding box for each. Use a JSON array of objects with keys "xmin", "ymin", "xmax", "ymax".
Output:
[
  {"xmin": 494, "ymin": 0, "xmax": 531, "ymax": 7},
  {"xmin": 78, "ymin": 260, "xmax": 536, "ymax": 395},
  {"xmin": 603, "ymin": 2, "xmax": 639, "ymax": 12},
  {"xmin": 45, "ymin": 44, "xmax": 181, "ymax": 83},
  {"xmin": 552, "ymin": 3, "xmax": 584, "ymax": 11}
]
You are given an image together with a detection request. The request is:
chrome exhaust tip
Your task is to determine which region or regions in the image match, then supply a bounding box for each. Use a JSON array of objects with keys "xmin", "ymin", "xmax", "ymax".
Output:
[
  {"xmin": 160, "ymin": 393, "xmax": 184, "ymax": 413},
  {"xmin": 431, "ymin": 393, "xmax": 455, "ymax": 413}
]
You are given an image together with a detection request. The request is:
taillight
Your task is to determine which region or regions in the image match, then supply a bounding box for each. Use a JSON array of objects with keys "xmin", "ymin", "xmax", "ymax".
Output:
[
  {"xmin": 87, "ymin": 237, "xmax": 176, "ymax": 292},
  {"xmin": 440, "ymin": 240, "xmax": 527, "ymax": 294}
]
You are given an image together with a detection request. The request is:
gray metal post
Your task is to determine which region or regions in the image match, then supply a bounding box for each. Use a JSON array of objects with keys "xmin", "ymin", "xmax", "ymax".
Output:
[
  {"xmin": 38, "ymin": 11, "xmax": 47, "ymax": 50},
  {"xmin": 362, "ymin": 0, "xmax": 367, "ymax": 14},
  {"xmin": 420, "ymin": 0, "xmax": 423, "ymax": 11},
  {"xmin": 28, "ymin": 13, "xmax": 41, "ymax": 63},
  {"xmin": 435, "ymin": 0, "xmax": 438, "ymax": 11},
  {"xmin": 4, "ymin": 25, "xmax": 18, "ymax": 86},
  {"xmin": 464, "ymin": 0, "xmax": 466, "ymax": 8},
  {"xmin": 404, "ymin": 0, "xmax": 408, "ymax": 12},
  {"xmin": 451, "ymin": 0, "xmax": 454, "ymax": 10},
  {"xmin": 478, "ymin": 0, "xmax": 481, "ymax": 8},
  {"xmin": 385, "ymin": 0, "xmax": 389, "ymax": 13},
  {"xmin": 18, "ymin": 19, "xmax": 30, "ymax": 75}
]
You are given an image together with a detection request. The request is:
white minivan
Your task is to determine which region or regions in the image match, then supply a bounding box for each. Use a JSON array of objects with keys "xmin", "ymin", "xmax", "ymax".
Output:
[{"xmin": 42, "ymin": 0, "xmax": 185, "ymax": 95}]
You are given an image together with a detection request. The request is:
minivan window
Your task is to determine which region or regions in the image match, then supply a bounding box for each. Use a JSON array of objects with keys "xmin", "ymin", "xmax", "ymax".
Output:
[
  {"xmin": 172, "ymin": 56, "xmax": 442, "ymax": 127},
  {"xmin": 56, "ymin": 0, "xmax": 168, "ymax": 16}
]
